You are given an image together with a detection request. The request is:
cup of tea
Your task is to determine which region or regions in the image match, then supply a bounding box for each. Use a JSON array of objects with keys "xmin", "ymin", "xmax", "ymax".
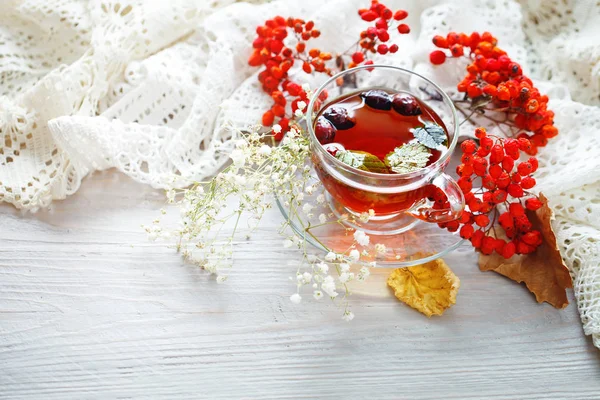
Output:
[{"xmin": 306, "ymin": 65, "xmax": 464, "ymax": 233}]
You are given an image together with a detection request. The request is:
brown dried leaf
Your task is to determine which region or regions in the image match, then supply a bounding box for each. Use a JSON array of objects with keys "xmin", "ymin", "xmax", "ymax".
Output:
[
  {"xmin": 387, "ymin": 258, "xmax": 460, "ymax": 317},
  {"xmin": 479, "ymin": 194, "xmax": 572, "ymax": 308}
]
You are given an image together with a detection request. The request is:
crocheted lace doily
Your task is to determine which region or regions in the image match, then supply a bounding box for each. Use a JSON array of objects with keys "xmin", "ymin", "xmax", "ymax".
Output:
[{"xmin": 1, "ymin": 0, "xmax": 599, "ymax": 347}]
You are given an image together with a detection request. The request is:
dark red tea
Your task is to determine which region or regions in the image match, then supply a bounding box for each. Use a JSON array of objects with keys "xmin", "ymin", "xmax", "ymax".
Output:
[{"xmin": 313, "ymin": 89, "xmax": 449, "ymax": 214}]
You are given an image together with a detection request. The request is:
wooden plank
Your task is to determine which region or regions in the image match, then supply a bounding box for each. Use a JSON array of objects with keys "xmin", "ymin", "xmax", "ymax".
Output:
[{"xmin": 1, "ymin": 170, "xmax": 599, "ymax": 399}]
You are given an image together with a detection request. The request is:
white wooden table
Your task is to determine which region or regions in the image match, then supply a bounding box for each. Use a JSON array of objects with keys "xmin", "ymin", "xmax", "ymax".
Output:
[{"xmin": 1, "ymin": 170, "xmax": 599, "ymax": 399}]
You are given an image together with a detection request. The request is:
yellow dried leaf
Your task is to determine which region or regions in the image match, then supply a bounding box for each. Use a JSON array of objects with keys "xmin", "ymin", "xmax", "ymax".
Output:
[{"xmin": 387, "ymin": 258, "xmax": 460, "ymax": 317}]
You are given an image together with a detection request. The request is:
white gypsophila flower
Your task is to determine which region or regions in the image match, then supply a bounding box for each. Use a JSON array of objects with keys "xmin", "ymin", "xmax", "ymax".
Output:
[
  {"xmin": 258, "ymin": 145, "xmax": 272, "ymax": 156},
  {"xmin": 340, "ymin": 263, "xmax": 350, "ymax": 273},
  {"xmin": 358, "ymin": 266, "xmax": 371, "ymax": 282},
  {"xmin": 147, "ymin": 231, "xmax": 158, "ymax": 241},
  {"xmin": 290, "ymin": 293, "xmax": 302, "ymax": 304},
  {"xmin": 297, "ymin": 101, "xmax": 307, "ymax": 111},
  {"xmin": 375, "ymin": 243, "xmax": 386, "ymax": 255},
  {"xmin": 258, "ymin": 184, "xmax": 269, "ymax": 193},
  {"xmin": 342, "ymin": 311, "xmax": 355, "ymax": 322},
  {"xmin": 325, "ymin": 252, "xmax": 337, "ymax": 262},
  {"xmin": 246, "ymin": 176, "xmax": 258, "ymax": 186},
  {"xmin": 294, "ymin": 109, "xmax": 304, "ymax": 118},
  {"xmin": 316, "ymin": 194, "xmax": 325, "ymax": 204},
  {"xmin": 303, "ymin": 272, "xmax": 313, "ymax": 283},
  {"xmin": 187, "ymin": 248, "xmax": 205, "ymax": 264},
  {"xmin": 297, "ymin": 272, "xmax": 312, "ymax": 285},
  {"xmin": 272, "ymin": 124, "xmax": 282, "ymax": 133},
  {"xmin": 316, "ymin": 261, "xmax": 329, "ymax": 274},
  {"xmin": 349, "ymin": 249, "xmax": 360, "ymax": 262},
  {"xmin": 204, "ymin": 262, "xmax": 217, "ymax": 274},
  {"xmin": 302, "ymin": 83, "xmax": 313, "ymax": 100},
  {"xmin": 359, "ymin": 212, "xmax": 370, "ymax": 222},
  {"xmin": 234, "ymin": 175, "xmax": 247, "ymax": 186},
  {"xmin": 313, "ymin": 290, "xmax": 323, "ymax": 300},
  {"xmin": 179, "ymin": 206, "xmax": 191, "ymax": 219},
  {"xmin": 354, "ymin": 230, "xmax": 370, "ymax": 246},
  {"xmin": 302, "ymin": 203, "xmax": 314, "ymax": 214},
  {"xmin": 321, "ymin": 276, "xmax": 338, "ymax": 298},
  {"xmin": 166, "ymin": 189, "xmax": 176, "ymax": 203},
  {"xmin": 150, "ymin": 123, "xmax": 316, "ymax": 310},
  {"xmin": 229, "ymin": 149, "xmax": 246, "ymax": 167},
  {"xmin": 296, "ymin": 193, "xmax": 304, "ymax": 201},
  {"xmin": 339, "ymin": 272, "xmax": 351, "ymax": 283},
  {"xmin": 319, "ymin": 213, "xmax": 327, "ymax": 223}
]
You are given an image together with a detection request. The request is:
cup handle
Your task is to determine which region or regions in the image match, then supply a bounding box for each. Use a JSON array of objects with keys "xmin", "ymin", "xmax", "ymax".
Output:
[{"xmin": 407, "ymin": 173, "xmax": 465, "ymax": 223}]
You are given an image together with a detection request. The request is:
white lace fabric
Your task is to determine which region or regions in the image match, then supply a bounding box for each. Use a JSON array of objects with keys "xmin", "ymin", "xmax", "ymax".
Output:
[{"xmin": 1, "ymin": 0, "xmax": 599, "ymax": 347}]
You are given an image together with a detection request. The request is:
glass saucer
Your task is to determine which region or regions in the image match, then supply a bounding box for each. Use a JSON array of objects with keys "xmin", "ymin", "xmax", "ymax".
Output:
[{"xmin": 275, "ymin": 170, "xmax": 465, "ymax": 268}]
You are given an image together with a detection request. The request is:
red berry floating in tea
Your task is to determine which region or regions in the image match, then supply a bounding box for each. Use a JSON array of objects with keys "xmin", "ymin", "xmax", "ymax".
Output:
[
  {"xmin": 392, "ymin": 93, "xmax": 422, "ymax": 116},
  {"xmin": 323, "ymin": 105, "xmax": 356, "ymax": 129},
  {"xmin": 314, "ymin": 116, "xmax": 336, "ymax": 144},
  {"xmin": 360, "ymin": 89, "xmax": 392, "ymax": 111}
]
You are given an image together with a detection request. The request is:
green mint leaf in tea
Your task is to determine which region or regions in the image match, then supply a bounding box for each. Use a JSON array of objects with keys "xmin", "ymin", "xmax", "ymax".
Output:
[
  {"xmin": 412, "ymin": 122, "xmax": 447, "ymax": 150},
  {"xmin": 385, "ymin": 143, "xmax": 432, "ymax": 174},
  {"xmin": 335, "ymin": 150, "xmax": 389, "ymax": 173}
]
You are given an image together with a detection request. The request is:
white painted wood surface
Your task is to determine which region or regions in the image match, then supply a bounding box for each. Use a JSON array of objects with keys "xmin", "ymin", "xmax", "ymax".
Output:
[{"xmin": 1, "ymin": 170, "xmax": 599, "ymax": 400}]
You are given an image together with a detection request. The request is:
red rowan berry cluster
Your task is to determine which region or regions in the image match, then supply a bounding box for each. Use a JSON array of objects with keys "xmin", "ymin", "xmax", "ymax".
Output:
[
  {"xmin": 434, "ymin": 127, "xmax": 544, "ymax": 258},
  {"xmin": 248, "ymin": 1, "xmax": 410, "ymax": 140},
  {"xmin": 429, "ymin": 31, "xmax": 557, "ymax": 156},
  {"xmin": 248, "ymin": 16, "xmax": 324, "ymax": 139},
  {"xmin": 349, "ymin": 2, "xmax": 410, "ymax": 68}
]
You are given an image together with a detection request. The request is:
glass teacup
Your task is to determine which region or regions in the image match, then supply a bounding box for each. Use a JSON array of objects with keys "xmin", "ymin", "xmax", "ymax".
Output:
[{"xmin": 306, "ymin": 65, "xmax": 464, "ymax": 234}]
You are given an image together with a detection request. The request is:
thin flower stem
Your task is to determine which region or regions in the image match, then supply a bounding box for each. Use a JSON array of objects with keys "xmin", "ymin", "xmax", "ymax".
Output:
[
  {"xmin": 231, "ymin": 210, "xmax": 242, "ymax": 238},
  {"xmin": 341, "ymin": 38, "xmax": 362, "ymax": 57},
  {"xmin": 304, "ymin": 227, "xmax": 330, "ymax": 251},
  {"xmin": 459, "ymin": 108, "xmax": 479, "ymax": 126},
  {"xmin": 306, "ymin": 219, "xmax": 343, "ymax": 230},
  {"xmin": 454, "ymin": 103, "xmax": 517, "ymax": 136}
]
